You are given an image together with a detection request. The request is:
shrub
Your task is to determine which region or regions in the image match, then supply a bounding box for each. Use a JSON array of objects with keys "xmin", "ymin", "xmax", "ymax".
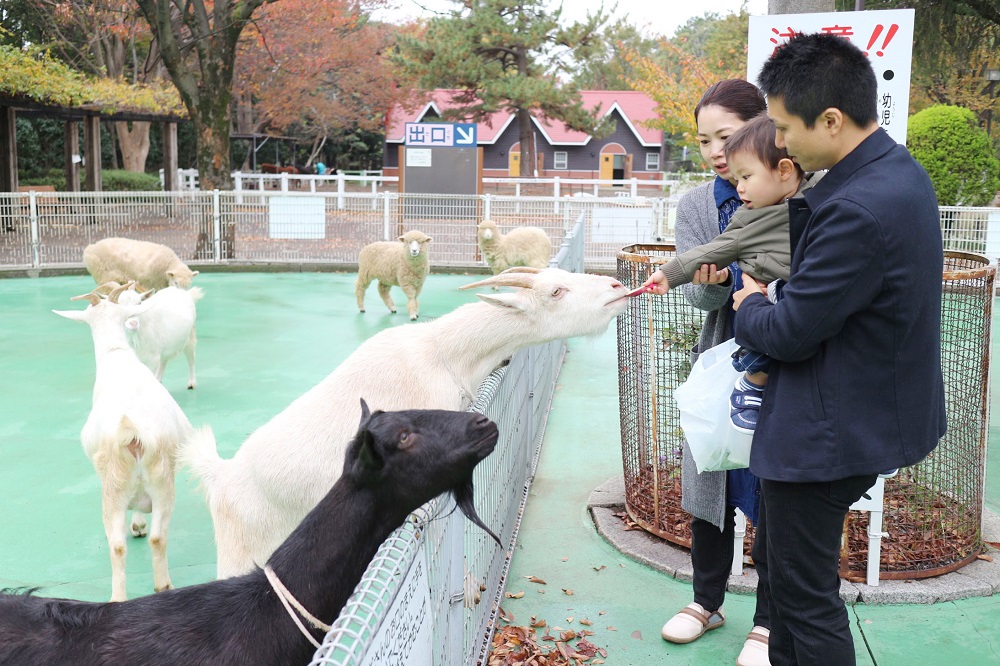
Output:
[
  {"xmin": 102, "ymin": 170, "xmax": 162, "ymax": 191},
  {"xmin": 907, "ymin": 105, "xmax": 1000, "ymax": 207}
]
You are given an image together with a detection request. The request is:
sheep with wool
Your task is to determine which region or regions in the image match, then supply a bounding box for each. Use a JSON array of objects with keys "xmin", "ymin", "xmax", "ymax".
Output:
[
  {"xmin": 53, "ymin": 282, "xmax": 194, "ymax": 601},
  {"xmin": 119, "ymin": 285, "xmax": 204, "ymax": 390},
  {"xmin": 83, "ymin": 237, "xmax": 199, "ymax": 292},
  {"xmin": 184, "ymin": 266, "xmax": 631, "ymax": 577},
  {"xmin": 476, "ymin": 219, "xmax": 552, "ymax": 274},
  {"xmin": 0, "ymin": 402, "xmax": 498, "ymax": 666},
  {"xmin": 355, "ymin": 229, "xmax": 433, "ymax": 320}
]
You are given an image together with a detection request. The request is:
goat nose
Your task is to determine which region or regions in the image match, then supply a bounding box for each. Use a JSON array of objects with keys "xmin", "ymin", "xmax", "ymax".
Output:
[
  {"xmin": 611, "ymin": 280, "xmax": 624, "ymax": 289},
  {"xmin": 473, "ymin": 413, "xmax": 490, "ymax": 427}
]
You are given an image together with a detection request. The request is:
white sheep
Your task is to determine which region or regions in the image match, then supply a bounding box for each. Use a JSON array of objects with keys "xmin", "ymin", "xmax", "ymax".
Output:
[
  {"xmin": 83, "ymin": 237, "xmax": 199, "ymax": 292},
  {"xmin": 183, "ymin": 267, "xmax": 630, "ymax": 577},
  {"xmin": 355, "ymin": 230, "xmax": 433, "ymax": 320},
  {"xmin": 476, "ymin": 219, "xmax": 552, "ymax": 274},
  {"xmin": 53, "ymin": 282, "xmax": 194, "ymax": 601},
  {"xmin": 119, "ymin": 285, "xmax": 205, "ymax": 390}
]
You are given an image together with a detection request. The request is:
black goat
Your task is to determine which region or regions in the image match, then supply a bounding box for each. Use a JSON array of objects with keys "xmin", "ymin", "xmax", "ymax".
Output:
[{"xmin": 0, "ymin": 400, "xmax": 499, "ymax": 666}]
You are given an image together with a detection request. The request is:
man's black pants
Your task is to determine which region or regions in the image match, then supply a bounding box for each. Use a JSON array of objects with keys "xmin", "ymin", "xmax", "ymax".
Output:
[{"xmin": 753, "ymin": 474, "xmax": 877, "ymax": 665}]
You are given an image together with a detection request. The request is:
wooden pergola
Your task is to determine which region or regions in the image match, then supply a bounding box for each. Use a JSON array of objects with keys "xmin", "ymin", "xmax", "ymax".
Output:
[{"xmin": 0, "ymin": 93, "xmax": 187, "ymax": 193}]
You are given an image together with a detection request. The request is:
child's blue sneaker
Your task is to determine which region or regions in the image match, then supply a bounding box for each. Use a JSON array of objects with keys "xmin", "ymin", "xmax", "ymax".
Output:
[
  {"xmin": 879, "ymin": 469, "xmax": 898, "ymax": 479},
  {"xmin": 730, "ymin": 376, "xmax": 765, "ymax": 435}
]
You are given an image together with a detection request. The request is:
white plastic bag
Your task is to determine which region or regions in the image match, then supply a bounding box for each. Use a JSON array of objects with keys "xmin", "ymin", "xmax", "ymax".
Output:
[{"xmin": 673, "ymin": 338, "xmax": 753, "ymax": 473}]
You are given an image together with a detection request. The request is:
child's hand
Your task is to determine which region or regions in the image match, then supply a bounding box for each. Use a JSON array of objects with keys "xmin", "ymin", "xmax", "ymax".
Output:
[
  {"xmin": 691, "ymin": 263, "xmax": 730, "ymax": 286},
  {"xmin": 733, "ymin": 273, "xmax": 767, "ymax": 310},
  {"xmin": 640, "ymin": 269, "xmax": 670, "ymax": 295}
]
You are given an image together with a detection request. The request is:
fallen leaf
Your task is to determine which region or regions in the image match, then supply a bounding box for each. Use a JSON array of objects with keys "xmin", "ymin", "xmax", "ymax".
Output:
[
  {"xmin": 505, "ymin": 591, "xmax": 525, "ymax": 599},
  {"xmin": 526, "ymin": 575, "xmax": 547, "ymax": 585},
  {"xmin": 977, "ymin": 553, "xmax": 993, "ymax": 562},
  {"xmin": 561, "ymin": 557, "xmax": 569, "ymax": 562},
  {"xmin": 580, "ymin": 618, "xmax": 593, "ymax": 626},
  {"xmin": 631, "ymin": 630, "xmax": 643, "ymax": 640},
  {"xmin": 599, "ymin": 610, "xmax": 607, "ymax": 615},
  {"xmin": 566, "ymin": 617, "xmax": 574, "ymax": 623},
  {"xmin": 560, "ymin": 630, "xmax": 577, "ymax": 641},
  {"xmin": 607, "ymin": 626, "xmax": 617, "ymax": 631},
  {"xmin": 592, "ymin": 565, "xmax": 606, "ymax": 572},
  {"xmin": 562, "ymin": 588, "xmax": 574, "ymax": 595},
  {"xmin": 530, "ymin": 616, "xmax": 547, "ymax": 628}
]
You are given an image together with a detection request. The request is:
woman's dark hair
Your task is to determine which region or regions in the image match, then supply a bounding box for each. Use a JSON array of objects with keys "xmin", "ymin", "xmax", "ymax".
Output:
[
  {"xmin": 693, "ymin": 79, "xmax": 767, "ymax": 125},
  {"xmin": 757, "ymin": 32, "xmax": 877, "ymax": 128}
]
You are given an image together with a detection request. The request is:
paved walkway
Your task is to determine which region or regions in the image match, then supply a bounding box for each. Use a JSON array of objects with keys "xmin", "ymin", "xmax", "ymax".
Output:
[{"xmin": 501, "ymin": 326, "xmax": 1000, "ymax": 665}]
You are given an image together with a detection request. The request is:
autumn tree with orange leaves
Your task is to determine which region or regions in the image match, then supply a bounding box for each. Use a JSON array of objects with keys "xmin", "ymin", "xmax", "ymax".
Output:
[
  {"xmin": 624, "ymin": 11, "xmax": 748, "ymax": 169},
  {"xmin": 234, "ymin": 0, "xmax": 403, "ymax": 167}
]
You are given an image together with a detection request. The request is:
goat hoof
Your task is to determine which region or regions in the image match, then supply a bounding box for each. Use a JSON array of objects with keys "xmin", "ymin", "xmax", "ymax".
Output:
[
  {"xmin": 359, "ymin": 309, "xmax": 365, "ymax": 314},
  {"xmin": 154, "ymin": 583, "xmax": 173, "ymax": 593},
  {"xmin": 130, "ymin": 522, "xmax": 148, "ymax": 538}
]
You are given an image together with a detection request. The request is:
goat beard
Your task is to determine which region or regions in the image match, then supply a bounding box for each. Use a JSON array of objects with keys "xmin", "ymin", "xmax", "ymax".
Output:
[{"xmin": 454, "ymin": 478, "xmax": 502, "ymax": 546}]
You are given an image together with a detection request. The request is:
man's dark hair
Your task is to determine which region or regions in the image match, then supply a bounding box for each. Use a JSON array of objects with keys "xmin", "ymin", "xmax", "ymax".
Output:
[
  {"xmin": 694, "ymin": 79, "xmax": 767, "ymax": 125},
  {"xmin": 757, "ymin": 33, "xmax": 877, "ymax": 129},
  {"xmin": 725, "ymin": 113, "xmax": 803, "ymax": 176}
]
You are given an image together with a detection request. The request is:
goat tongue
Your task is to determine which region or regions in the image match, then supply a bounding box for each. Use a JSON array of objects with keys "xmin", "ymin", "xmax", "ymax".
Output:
[{"xmin": 455, "ymin": 479, "xmax": 502, "ymax": 546}]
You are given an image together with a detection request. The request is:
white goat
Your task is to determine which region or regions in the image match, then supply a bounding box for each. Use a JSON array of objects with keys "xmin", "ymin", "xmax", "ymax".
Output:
[
  {"xmin": 53, "ymin": 282, "xmax": 193, "ymax": 601},
  {"xmin": 119, "ymin": 286, "xmax": 204, "ymax": 390},
  {"xmin": 355, "ymin": 229, "xmax": 433, "ymax": 320},
  {"xmin": 184, "ymin": 267, "xmax": 630, "ymax": 577},
  {"xmin": 477, "ymin": 220, "xmax": 552, "ymax": 274},
  {"xmin": 84, "ymin": 238, "xmax": 199, "ymax": 292}
]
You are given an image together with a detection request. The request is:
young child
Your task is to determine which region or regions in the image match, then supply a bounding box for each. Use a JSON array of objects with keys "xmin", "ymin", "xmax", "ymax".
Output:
[{"xmin": 643, "ymin": 113, "xmax": 821, "ymax": 432}]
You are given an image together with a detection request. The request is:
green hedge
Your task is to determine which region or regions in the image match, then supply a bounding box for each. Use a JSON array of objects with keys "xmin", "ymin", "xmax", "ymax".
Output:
[
  {"xmin": 907, "ymin": 105, "xmax": 1000, "ymax": 207},
  {"xmin": 102, "ymin": 170, "xmax": 162, "ymax": 191}
]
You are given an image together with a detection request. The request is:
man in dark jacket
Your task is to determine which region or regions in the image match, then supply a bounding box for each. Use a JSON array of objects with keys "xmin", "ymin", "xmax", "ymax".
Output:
[{"xmin": 732, "ymin": 33, "xmax": 946, "ymax": 666}]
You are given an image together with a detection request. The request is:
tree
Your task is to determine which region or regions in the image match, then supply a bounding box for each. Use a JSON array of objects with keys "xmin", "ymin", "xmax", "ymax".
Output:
[
  {"xmin": 570, "ymin": 18, "xmax": 659, "ymax": 90},
  {"xmin": 0, "ymin": 0, "xmax": 165, "ymax": 172},
  {"xmin": 134, "ymin": 0, "xmax": 277, "ymax": 191},
  {"xmin": 624, "ymin": 11, "xmax": 748, "ymax": 169},
  {"xmin": 394, "ymin": 0, "xmax": 610, "ymax": 178},
  {"xmin": 234, "ymin": 0, "xmax": 401, "ymax": 167},
  {"xmin": 908, "ymin": 105, "xmax": 999, "ymax": 206}
]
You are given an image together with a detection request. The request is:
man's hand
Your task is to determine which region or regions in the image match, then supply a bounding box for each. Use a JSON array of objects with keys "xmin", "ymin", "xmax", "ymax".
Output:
[{"xmin": 733, "ymin": 273, "xmax": 767, "ymax": 311}]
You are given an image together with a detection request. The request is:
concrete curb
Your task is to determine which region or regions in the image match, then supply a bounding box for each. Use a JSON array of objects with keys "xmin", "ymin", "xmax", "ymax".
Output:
[{"xmin": 588, "ymin": 475, "xmax": 1000, "ymax": 605}]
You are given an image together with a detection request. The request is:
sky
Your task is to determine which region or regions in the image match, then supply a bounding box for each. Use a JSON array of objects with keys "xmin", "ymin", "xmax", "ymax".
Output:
[{"xmin": 373, "ymin": 0, "xmax": 769, "ymax": 39}]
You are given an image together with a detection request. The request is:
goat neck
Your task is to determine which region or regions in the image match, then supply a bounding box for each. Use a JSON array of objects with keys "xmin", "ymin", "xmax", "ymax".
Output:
[
  {"xmin": 430, "ymin": 302, "xmax": 539, "ymax": 386},
  {"xmin": 263, "ymin": 474, "xmax": 400, "ymax": 634}
]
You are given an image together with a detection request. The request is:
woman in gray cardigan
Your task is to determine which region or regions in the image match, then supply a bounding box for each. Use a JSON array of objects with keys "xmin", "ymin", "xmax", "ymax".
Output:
[{"xmin": 654, "ymin": 80, "xmax": 772, "ymax": 666}]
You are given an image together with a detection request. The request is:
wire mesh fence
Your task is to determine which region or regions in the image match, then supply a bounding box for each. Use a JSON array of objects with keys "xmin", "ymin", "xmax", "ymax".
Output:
[
  {"xmin": 0, "ymin": 190, "xmax": 673, "ymax": 273},
  {"xmin": 307, "ymin": 230, "xmax": 584, "ymax": 666},
  {"xmin": 616, "ymin": 245, "xmax": 995, "ymax": 582}
]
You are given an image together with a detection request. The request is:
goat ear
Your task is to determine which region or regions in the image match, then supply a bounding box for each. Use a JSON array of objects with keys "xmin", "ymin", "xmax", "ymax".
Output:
[
  {"xmin": 349, "ymin": 427, "xmax": 384, "ymax": 479},
  {"xmin": 475, "ymin": 292, "xmax": 529, "ymax": 312},
  {"xmin": 358, "ymin": 398, "xmax": 371, "ymax": 426}
]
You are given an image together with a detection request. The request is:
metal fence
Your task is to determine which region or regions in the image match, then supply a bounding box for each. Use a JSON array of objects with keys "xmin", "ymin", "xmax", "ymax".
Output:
[
  {"xmin": 2, "ymin": 191, "xmax": 996, "ymax": 276},
  {"xmin": 0, "ymin": 190, "xmax": 676, "ymax": 273},
  {"xmin": 307, "ymin": 222, "xmax": 586, "ymax": 666}
]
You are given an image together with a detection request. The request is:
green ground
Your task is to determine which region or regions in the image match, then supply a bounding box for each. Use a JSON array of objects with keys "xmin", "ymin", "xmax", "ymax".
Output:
[{"xmin": 1, "ymin": 272, "xmax": 999, "ymax": 664}]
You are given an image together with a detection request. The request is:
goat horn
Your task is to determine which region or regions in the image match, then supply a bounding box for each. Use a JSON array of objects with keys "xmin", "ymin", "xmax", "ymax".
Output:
[
  {"xmin": 70, "ymin": 292, "xmax": 102, "ymax": 306},
  {"xmin": 500, "ymin": 267, "xmax": 544, "ymax": 274},
  {"xmin": 107, "ymin": 281, "xmax": 135, "ymax": 304},
  {"xmin": 459, "ymin": 274, "xmax": 536, "ymax": 291}
]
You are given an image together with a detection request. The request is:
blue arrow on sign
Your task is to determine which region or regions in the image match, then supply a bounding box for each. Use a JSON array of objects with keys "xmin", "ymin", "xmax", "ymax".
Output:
[{"xmin": 455, "ymin": 123, "xmax": 477, "ymax": 146}]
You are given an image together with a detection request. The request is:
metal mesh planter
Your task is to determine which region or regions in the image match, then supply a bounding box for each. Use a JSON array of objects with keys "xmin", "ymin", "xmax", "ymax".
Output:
[{"xmin": 616, "ymin": 245, "xmax": 994, "ymax": 580}]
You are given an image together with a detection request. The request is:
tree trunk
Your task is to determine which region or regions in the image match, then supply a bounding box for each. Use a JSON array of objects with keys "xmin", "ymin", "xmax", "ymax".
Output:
[
  {"xmin": 192, "ymin": 95, "xmax": 235, "ymax": 260},
  {"xmin": 115, "ymin": 121, "xmax": 151, "ymax": 172},
  {"xmin": 518, "ymin": 107, "xmax": 535, "ymax": 179}
]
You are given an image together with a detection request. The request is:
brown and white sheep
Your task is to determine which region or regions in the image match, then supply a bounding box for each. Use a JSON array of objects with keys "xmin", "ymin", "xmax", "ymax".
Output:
[
  {"xmin": 355, "ymin": 230, "xmax": 432, "ymax": 320},
  {"xmin": 83, "ymin": 238, "xmax": 199, "ymax": 292},
  {"xmin": 476, "ymin": 220, "xmax": 552, "ymax": 274}
]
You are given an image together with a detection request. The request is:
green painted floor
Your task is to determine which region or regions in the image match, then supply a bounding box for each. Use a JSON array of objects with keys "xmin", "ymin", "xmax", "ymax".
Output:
[{"xmin": 2, "ymin": 272, "xmax": 1000, "ymax": 664}]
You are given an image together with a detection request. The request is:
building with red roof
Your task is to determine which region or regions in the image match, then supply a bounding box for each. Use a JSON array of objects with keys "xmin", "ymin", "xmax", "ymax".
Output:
[{"xmin": 383, "ymin": 89, "xmax": 667, "ymax": 181}]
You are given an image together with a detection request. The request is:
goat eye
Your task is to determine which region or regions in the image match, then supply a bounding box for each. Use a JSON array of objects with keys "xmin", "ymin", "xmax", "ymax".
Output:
[
  {"xmin": 399, "ymin": 431, "xmax": 413, "ymax": 448},
  {"xmin": 551, "ymin": 287, "xmax": 563, "ymax": 297}
]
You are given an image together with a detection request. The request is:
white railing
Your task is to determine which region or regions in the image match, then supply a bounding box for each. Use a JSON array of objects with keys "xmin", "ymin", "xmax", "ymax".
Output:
[
  {"xmin": 1, "ymin": 193, "xmax": 995, "ymax": 276},
  {"xmin": 0, "ymin": 190, "xmax": 674, "ymax": 272}
]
